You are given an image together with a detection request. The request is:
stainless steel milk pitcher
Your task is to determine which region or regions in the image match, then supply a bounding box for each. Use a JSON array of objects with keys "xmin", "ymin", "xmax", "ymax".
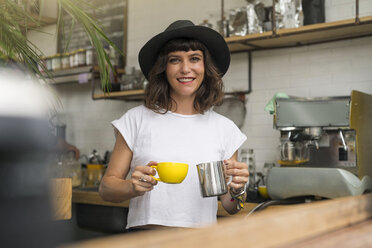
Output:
[{"xmin": 196, "ymin": 161, "xmax": 231, "ymax": 197}]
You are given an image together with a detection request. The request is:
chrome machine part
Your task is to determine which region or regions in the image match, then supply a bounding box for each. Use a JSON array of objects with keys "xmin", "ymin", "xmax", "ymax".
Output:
[
  {"xmin": 274, "ymin": 96, "xmax": 350, "ymax": 129},
  {"xmin": 270, "ymin": 91, "xmax": 372, "ymax": 200},
  {"xmin": 267, "ymin": 167, "xmax": 372, "ymax": 200}
]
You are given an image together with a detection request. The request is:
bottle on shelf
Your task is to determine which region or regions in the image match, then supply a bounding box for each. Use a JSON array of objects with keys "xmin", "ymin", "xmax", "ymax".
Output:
[
  {"xmin": 86, "ymin": 46, "xmax": 94, "ymax": 66},
  {"xmin": 51, "ymin": 53, "xmax": 61, "ymax": 71},
  {"xmin": 61, "ymin": 53, "xmax": 70, "ymax": 70},
  {"xmin": 76, "ymin": 48, "xmax": 87, "ymax": 67},
  {"xmin": 69, "ymin": 50, "xmax": 76, "ymax": 68}
]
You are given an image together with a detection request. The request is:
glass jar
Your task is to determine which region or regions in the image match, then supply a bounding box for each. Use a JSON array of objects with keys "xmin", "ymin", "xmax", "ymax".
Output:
[
  {"xmin": 86, "ymin": 164, "xmax": 104, "ymax": 188},
  {"xmin": 61, "ymin": 53, "xmax": 70, "ymax": 70},
  {"xmin": 51, "ymin": 54, "xmax": 61, "ymax": 71},
  {"xmin": 76, "ymin": 48, "xmax": 86, "ymax": 67},
  {"xmin": 50, "ymin": 154, "xmax": 64, "ymax": 178},
  {"xmin": 69, "ymin": 51, "xmax": 76, "ymax": 68},
  {"xmin": 86, "ymin": 47, "xmax": 93, "ymax": 66},
  {"xmin": 45, "ymin": 56, "xmax": 53, "ymax": 71},
  {"xmin": 278, "ymin": 141, "xmax": 310, "ymax": 166},
  {"xmin": 65, "ymin": 152, "xmax": 82, "ymax": 188}
]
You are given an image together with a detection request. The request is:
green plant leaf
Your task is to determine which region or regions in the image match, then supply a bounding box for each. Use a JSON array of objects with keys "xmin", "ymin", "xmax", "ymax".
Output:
[{"xmin": 0, "ymin": 0, "xmax": 123, "ymax": 91}]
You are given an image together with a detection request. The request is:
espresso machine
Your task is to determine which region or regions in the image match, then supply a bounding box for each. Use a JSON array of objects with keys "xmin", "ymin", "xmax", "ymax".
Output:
[{"xmin": 267, "ymin": 90, "xmax": 372, "ymax": 200}]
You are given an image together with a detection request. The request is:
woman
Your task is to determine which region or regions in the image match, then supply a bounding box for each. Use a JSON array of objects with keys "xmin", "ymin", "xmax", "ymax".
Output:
[{"xmin": 99, "ymin": 20, "xmax": 249, "ymax": 230}]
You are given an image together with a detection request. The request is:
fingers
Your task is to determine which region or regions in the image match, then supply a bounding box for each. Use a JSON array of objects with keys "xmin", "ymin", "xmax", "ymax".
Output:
[
  {"xmin": 224, "ymin": 159, "xmax": 249, "ymax": 190},
  {"xmin": 146, "ymin": 161, "xmax": 158, "ymax": 176},
  {"xmin": 132, "ymin": 168, "xmax": 157, "ymax": 185},
  {"xmin": 131, "ymin": 162, "xmax": 159, "ymax": 195},
  {"xmin": 224, "ymin": 159, "xmax": 248, "ymax": 170},
  {"xmin": 224, "ymin": 160, "xmax": 249, "ymax": 177}
]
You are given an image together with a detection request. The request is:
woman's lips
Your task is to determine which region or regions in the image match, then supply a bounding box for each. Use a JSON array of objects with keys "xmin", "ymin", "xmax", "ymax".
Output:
[{"xmin": 177, "ymin": 77, "xmax": 195, "ymax": 84}]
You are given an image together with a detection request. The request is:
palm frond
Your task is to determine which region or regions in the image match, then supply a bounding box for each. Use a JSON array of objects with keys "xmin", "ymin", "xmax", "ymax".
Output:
[
  {"xmin": 0, "ymin": 0, "xmax": 122, "ymax": 91},
  {"xmin": 57, "ymin": 0, "xmax": 122, "ymax": 91}
]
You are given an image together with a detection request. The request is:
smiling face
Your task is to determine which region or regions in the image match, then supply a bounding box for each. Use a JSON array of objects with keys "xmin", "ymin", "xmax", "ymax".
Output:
[{"xmin": 166, "ymin": 50, "xmax": 205, "ymax": 101}]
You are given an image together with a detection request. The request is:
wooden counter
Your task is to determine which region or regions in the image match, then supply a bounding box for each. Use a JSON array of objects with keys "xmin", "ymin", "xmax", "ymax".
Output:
[
  {"xmin": 72, "ymin": 189, "xmax": 129, "ymax": 208},
  {"xmin": 63, "ymin": 193, "xmax": 372, "ymax": 248},
  {"xmin": 72, "ymin": 188, "xmax": 258, "ymax": 217}
]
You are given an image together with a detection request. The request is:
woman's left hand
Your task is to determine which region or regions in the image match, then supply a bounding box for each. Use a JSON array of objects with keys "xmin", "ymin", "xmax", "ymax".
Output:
[{"xmin": 224, "ymin": 159, "xmax": 249, "ymax": 192}]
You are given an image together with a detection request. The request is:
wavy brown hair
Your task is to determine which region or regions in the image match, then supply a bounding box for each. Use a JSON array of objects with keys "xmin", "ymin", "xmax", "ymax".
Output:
[{"xmin": 144, "ymin": 38, "xmax": 224, "ymax": 114}]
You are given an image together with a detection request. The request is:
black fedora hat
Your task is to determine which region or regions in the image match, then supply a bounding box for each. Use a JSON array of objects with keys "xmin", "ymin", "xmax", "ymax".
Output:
[{"xmin": 138, "ymin": 20, "xmax": 230, "ymax": 80}]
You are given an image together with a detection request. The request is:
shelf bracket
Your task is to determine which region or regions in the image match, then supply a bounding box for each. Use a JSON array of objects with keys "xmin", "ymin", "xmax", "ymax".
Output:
[{"xmin": 355, "ymin": 0, "xmax": 360, "ymax": 24}]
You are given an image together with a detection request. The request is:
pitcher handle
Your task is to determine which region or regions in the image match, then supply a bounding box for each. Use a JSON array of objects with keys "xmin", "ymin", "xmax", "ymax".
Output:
[{"xmin": 227, "ymin": 175, "xmax": 232, "ymax": 185}]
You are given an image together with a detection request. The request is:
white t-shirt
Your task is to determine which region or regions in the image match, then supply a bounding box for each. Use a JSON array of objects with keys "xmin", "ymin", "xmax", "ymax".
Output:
[{"xmin": 112, "ymin": 105, "xmax": 246, "ymax": 229}]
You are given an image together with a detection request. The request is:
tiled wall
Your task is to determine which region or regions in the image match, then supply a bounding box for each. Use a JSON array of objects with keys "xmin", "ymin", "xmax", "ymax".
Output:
[
  {"xmin": 241, "ymin": 38, "xmax": 372, "ymax": 169},
  {"xmin": 47, "ymin": 0, "xmax": 372, "ymax": 170}
]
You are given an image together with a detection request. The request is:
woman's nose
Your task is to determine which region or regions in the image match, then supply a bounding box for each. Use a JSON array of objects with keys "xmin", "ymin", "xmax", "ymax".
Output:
[{"xmin": 180, "ymin": 61, "xmax": 191, "ymax": 74}]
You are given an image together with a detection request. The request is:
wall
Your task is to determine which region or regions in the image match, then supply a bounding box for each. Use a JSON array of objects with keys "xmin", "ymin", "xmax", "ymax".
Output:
[
  {"xmin": 29, "ymin": 0, "xmax": 372, "ymax": 171},
  {"xmin": 27, "ymin": 1, "xmax": 58, "ymax": 56}
]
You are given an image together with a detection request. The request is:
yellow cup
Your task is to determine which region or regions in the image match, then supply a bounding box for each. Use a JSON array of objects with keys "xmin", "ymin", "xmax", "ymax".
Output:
[
  {"xmin": 258, "ymin": 185, "xmax": 270, "ymax": 199},
  {"xmin": 150, "ymin": 162, "xmax": 188, "ymax": 184}
]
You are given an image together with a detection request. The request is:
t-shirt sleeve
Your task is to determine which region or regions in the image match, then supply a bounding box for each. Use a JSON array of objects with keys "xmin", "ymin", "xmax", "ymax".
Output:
[
  {"xmin": 111, "ymin": 108, "xmax": 138, "ymax": 151},
  {"xmin": 223, "ymin": 119, "xmax": 247, "ymax": 160}
]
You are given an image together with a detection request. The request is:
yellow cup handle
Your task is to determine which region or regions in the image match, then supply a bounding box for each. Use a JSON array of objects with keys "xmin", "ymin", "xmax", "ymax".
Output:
[{"xmin": 150, "ymin": 165, "xmax": 161, "ymax": 181}]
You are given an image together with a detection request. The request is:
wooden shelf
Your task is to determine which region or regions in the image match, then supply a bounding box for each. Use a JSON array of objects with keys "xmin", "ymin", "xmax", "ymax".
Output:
[
  {"xmin": 93, "ymin": 89, "xmax": 145, "ymax": 100},
  {"xmin": 43, "ymin": 66, "xmax": 125, "ymax": 85},
  {"xmin": 226, "ymin": 16, "xmax": 372, "ymax": 52},
  {"xmin": 42, "ymin": 66, "xmax": 94, "ymax": 84}
]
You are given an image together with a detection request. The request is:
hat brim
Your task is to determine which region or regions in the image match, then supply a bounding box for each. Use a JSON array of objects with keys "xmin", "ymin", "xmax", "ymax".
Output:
[{"xmin": 138, "ymin": 25, "xmax": 230, "ymax": 80}]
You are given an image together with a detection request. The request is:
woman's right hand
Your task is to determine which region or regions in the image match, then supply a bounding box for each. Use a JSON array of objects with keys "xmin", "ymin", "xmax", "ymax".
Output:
[{"xmin": 130, "ymin": 161, "xmax": 158, "ymax": 196}]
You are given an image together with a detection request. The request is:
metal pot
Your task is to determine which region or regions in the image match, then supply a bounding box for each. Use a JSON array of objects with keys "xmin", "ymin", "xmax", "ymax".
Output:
[{"xmin": 196, "ymin": 161, "xmax": 231, "ymax": 197}]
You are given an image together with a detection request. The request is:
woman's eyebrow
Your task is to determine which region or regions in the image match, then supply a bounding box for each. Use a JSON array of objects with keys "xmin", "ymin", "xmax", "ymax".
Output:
[
  {"xmin": 189, "ymin": 53, "xmax": 203, "ymax": 57},
  {"xmin": 167, "ymin": 52, "xmax": 203, "ymax": 58}
]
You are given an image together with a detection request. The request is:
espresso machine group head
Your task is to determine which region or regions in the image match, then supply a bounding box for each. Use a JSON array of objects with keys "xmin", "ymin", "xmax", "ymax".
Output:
[{"xmin": 266, "ymin": 90, "xmax": 372, "ymax": 200}]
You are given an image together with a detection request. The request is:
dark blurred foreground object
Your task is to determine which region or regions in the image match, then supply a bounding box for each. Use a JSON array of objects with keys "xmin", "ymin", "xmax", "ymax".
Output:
[
  {"xmin": 0, "ymin": 117, "xmax": 61, "ymax": 248},
  {"xmin": 302, "ymin": 0, "xmax": 325, "ymax": 25},
  {"xmin": 0, "ymin": 68, "xmax": 70, "ymax": 247}
]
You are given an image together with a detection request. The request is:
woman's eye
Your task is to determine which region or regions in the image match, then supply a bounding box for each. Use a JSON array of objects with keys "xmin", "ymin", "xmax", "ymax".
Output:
[
  {"xmin": 190, "ymin": 57, "xmax": 201, "ymax": 62},
  {"xmin": 168, "ymin": 58, "xmax": 180, "ymax": 63}
]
